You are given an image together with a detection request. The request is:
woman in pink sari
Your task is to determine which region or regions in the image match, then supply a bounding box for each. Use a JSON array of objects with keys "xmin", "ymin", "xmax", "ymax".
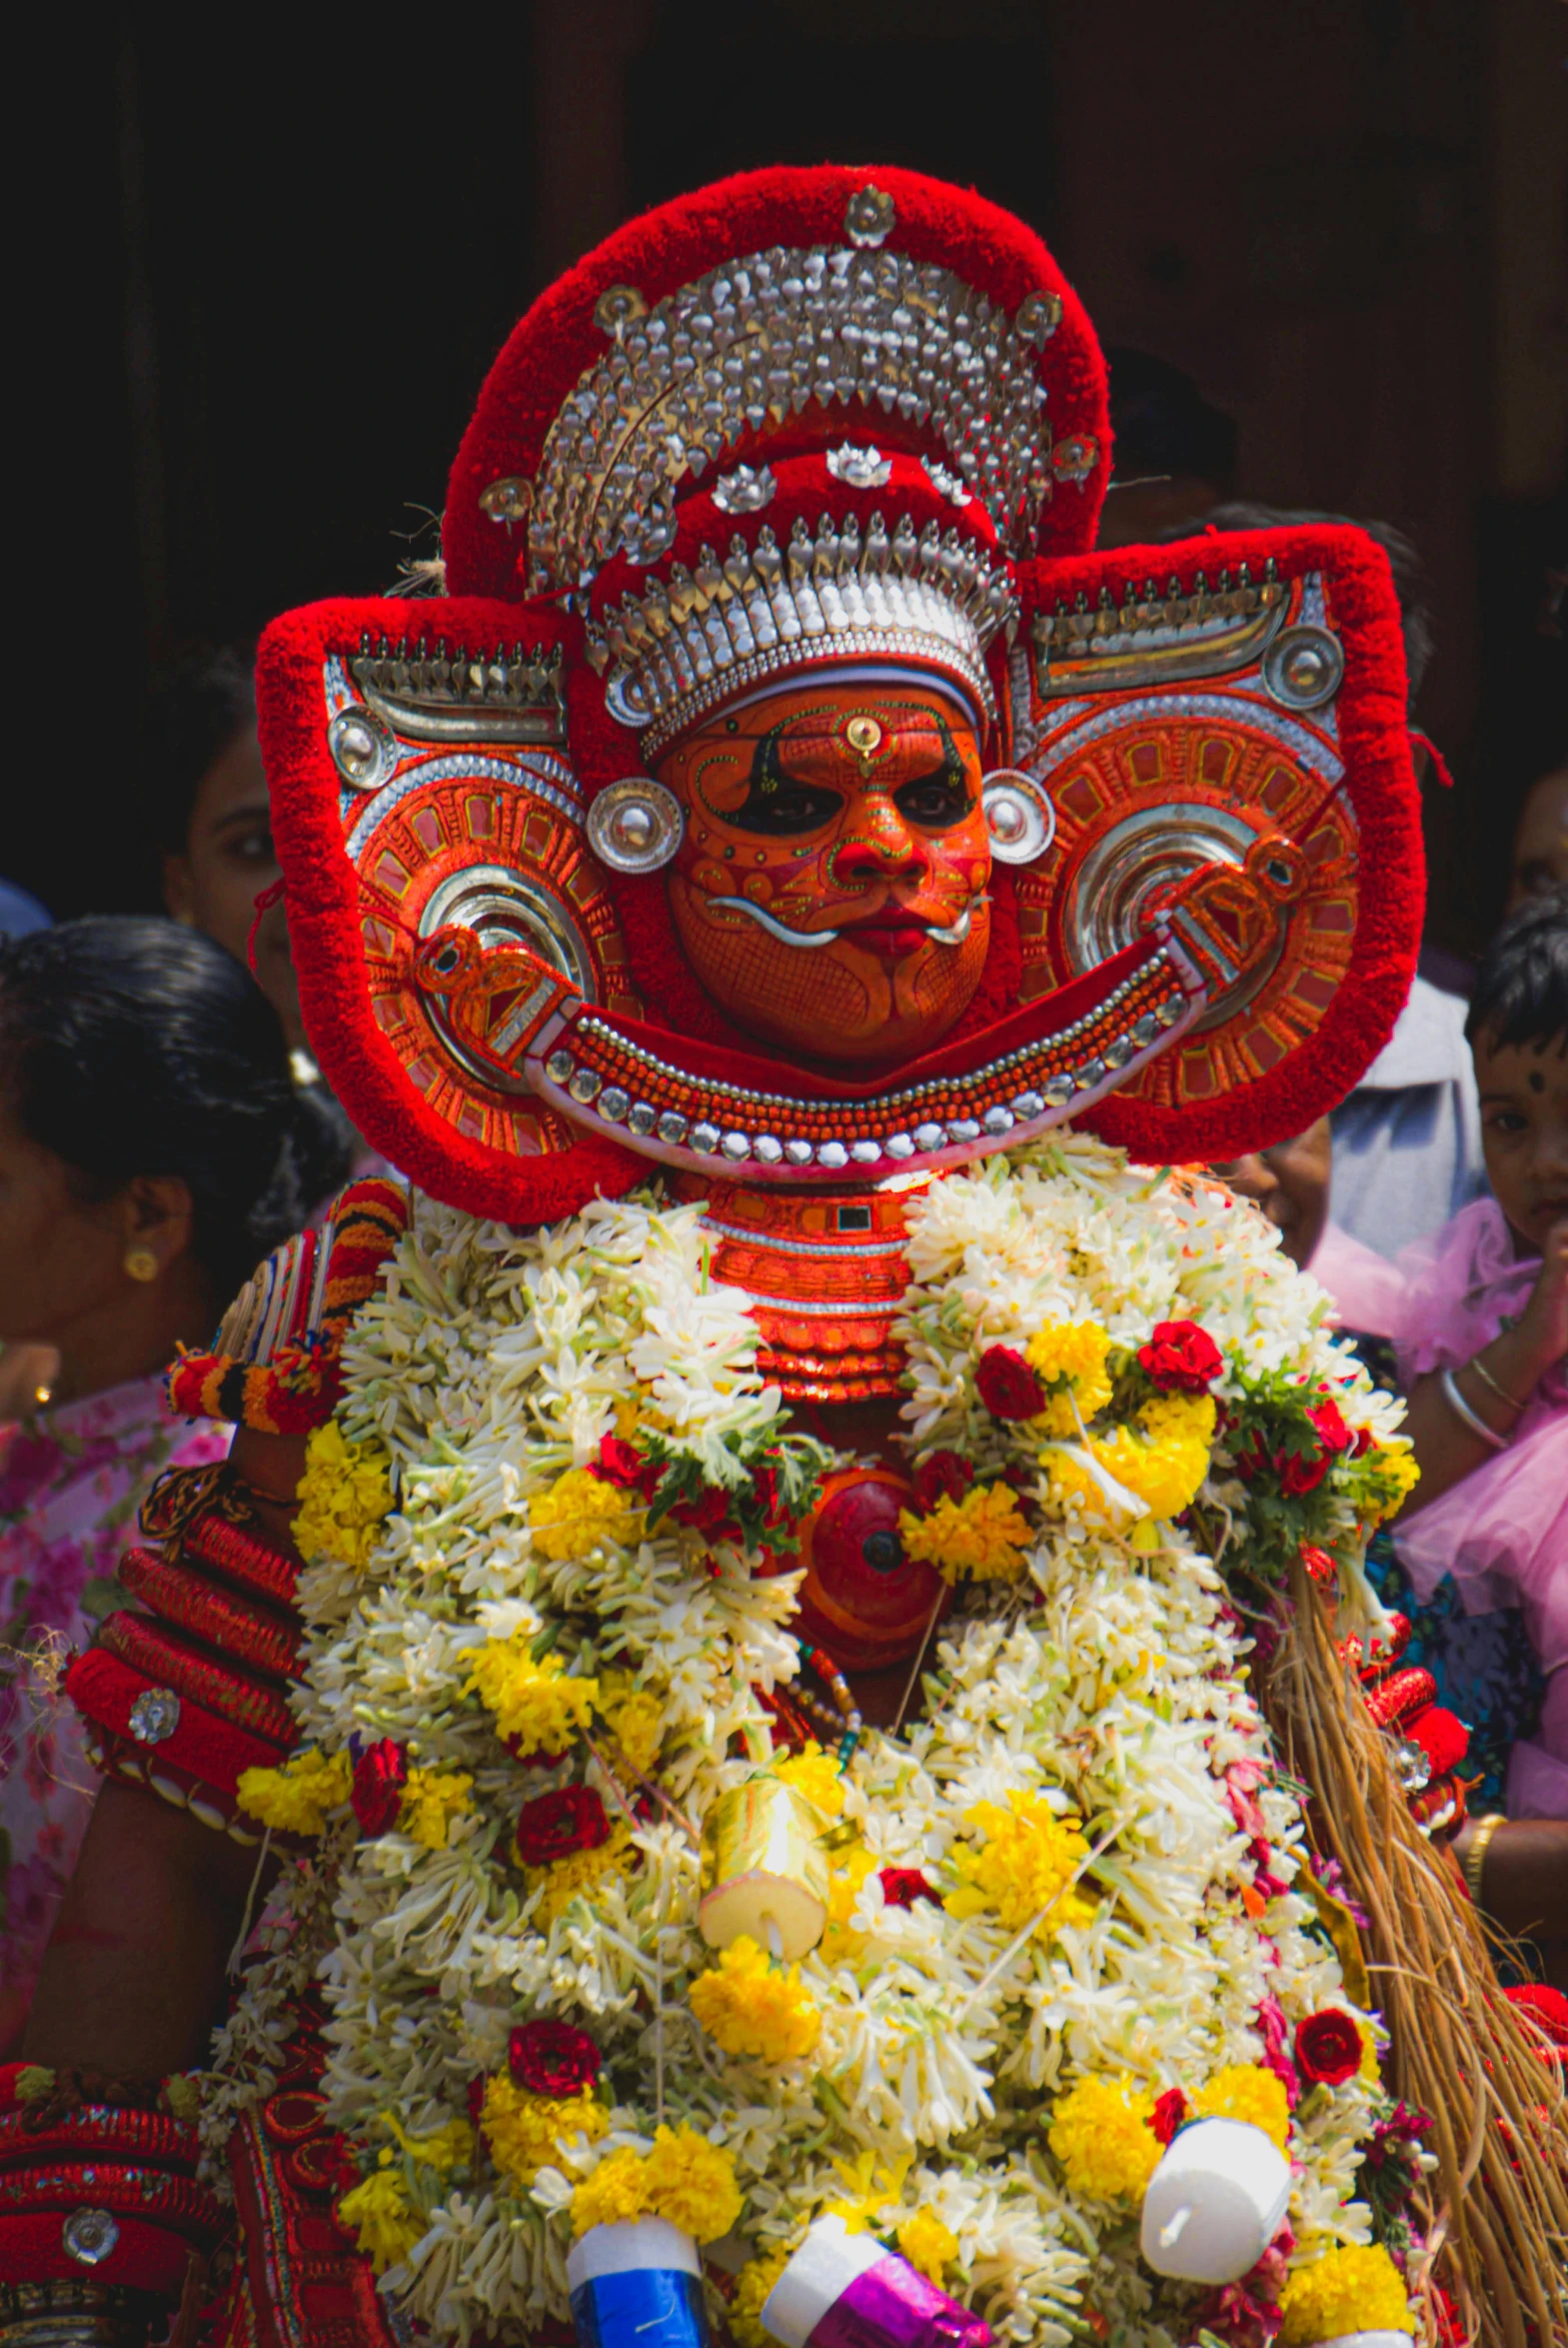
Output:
[{"xmin": 0, "ymin": 918, "xmax": 349, "ymax": 2050}]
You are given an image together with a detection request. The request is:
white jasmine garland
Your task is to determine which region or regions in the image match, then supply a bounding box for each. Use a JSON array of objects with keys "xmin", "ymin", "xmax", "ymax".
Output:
[{"xmin": 206, "ymin": 1142, "xmax": 1417, "ymax": 2346}]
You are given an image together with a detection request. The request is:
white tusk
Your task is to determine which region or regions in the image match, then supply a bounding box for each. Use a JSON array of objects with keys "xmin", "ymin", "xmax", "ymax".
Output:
[{"xmin": 704, "ymin": 897, "xmax": 841, "ymax": 948}]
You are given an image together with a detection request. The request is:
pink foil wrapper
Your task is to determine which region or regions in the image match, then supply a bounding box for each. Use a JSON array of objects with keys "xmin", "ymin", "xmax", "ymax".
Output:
[{"xmin": 810, "ymin": 2254, "xmax": 990, "ymax": 2348}]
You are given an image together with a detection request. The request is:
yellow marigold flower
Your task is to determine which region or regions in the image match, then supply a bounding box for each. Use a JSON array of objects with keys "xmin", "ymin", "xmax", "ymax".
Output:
[
  {"xmin": 1278, "ymin": 2244, "xmax": 1413, "ymax": 2344},
  {"xmin": 1045, "ymin": 1391, "xmax": 1215, "ymax": 1524},
  {"xmin": 898, "ymin": 1482, "xmax": 1031, "ymax": 1583},
  {"xmin": 944, "ymin": 1790, "xmax": 1095, "ymax": 1939},
  {"xmin": 897, "ymin": 2210, "xmax": 959, "ymax": 2282},
  {"xmin": 1024, "ymin": 1319, "xmax": 1113, "ymax": 1435},
  {"xmin": 236, "ymin": 1746, "xmax": 352, "ymax": 1836},
  {"xmin": 338, "ymin": 2162, "xmax": 423, "ymax": 2274},
  {"xmin": 1365, "ymin": 1439, "xmax": 1420, "ymax": 1523},
  {"xmin": 398, "ymin": 1767, "xmax": 474, "ymax": 1850},
  {"xmin": 690, "ymin": 1933, "xmax": 821, "ymax": 2063},
  {"xmin": 601, "ymin": 1682, "xmax": 665, "ymax": 1776},
  {"xmin": 1047, "ymin": 2074, "xmax": 1160, "ymax": 2201},
  {"xmin": 643, "ymin": 2123, "xmax": 743, "ymax": 2242},
  {"xmin": 464, "ymin": 1641, "xmax": 598, "ymax": 1751},
  {"xmin": 572, "ymin": 2145, "xmax": 651, "ymax": 2236},
  {"xmin": 529, "ymin": 1466, "xmax": 643, "ymax": 1561},
  {"xmin": 531, "ymin": 1825, "xmax": 633, "ymax": 1928},
  {"xmin": 1191, "ymin": 2062, "xmax": 1290, "ymax": 2150},
  {"xmin": 820, "ymin": 1842, "xmax": 878, "ymax": 1965},
  {"xmin": 731, "ymin": 2247, "xmax": 791, "ymax": 2348},
  {"xmin": 293, "ymin": 1421, "xmax": 393, "ymax": 1570},
  {"xmin": 481, "ymin": 2074, "xmax": 608, "ymax": 2191},
  {"xmin": 773, "ymin": 1742, "xmax": 846, "ymax": 1820},
  {"xmin": 382, "ymin": 2112, "xmax": 475, "ymax": 2173}
]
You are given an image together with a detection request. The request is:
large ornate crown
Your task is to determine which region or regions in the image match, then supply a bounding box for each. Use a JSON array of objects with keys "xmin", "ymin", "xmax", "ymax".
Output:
[{"xmin": 257, "ymin": 164, "xmax": 1422, "ymax": 1223}]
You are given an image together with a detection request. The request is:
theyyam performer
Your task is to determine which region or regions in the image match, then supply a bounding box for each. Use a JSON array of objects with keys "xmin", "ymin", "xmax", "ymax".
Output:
[{"xmin": 6, "ymin": 167, "xmax": 1562, "ymax": 2348}]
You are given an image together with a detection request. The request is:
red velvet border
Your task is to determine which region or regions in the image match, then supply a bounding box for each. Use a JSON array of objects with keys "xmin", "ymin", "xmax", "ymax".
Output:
[
  {"xmin": 443, "ymin": 163, "xmax": 1109, "ymax": 600},
  {"xmin": 1013, "ymin": 523, "xmax": 1423, "ymax": 1163}
]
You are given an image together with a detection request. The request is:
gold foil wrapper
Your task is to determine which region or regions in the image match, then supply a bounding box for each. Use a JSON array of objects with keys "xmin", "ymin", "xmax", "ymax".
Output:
[{"xmin": 699, "ymin": 1778, "xmax": 829, "ymax": 1959}]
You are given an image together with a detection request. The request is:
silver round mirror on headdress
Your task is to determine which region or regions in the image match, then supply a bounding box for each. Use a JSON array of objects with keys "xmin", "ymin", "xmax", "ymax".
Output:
[
  {"xmin": 587, "ymin": 778, "xmax": 686, "ymax": 874},
  {"xmin": 980, "ymin": 770, "xmax": 1056, "ymax": 865}
]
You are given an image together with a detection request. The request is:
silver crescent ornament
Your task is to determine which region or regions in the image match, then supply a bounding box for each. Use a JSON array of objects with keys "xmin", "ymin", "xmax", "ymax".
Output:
[{"xmin": 980, "ymin": 770, "xmax": 1056, "ymax": 864}]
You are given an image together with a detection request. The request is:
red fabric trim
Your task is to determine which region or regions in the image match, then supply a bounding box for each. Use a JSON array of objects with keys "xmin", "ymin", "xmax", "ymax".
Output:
[
  {"xmin": 442, "ymin": 164, "xmax": 1108, "ymax": 600},
  {"xmin": 65, "ymin": 1647, "xmax": 291, "ymax": 1798},
  {"xmin": 182, "ymin": 1512, "xmax": 302, "ymax": 1611},
  {"xmin": 118, "ymin": 1546, "xmax": 301, "ymax": 1680},
  {"xmin": 0, "ymin": 2106, "xmax": 199, "ymax": 2165},
  {"xmin": 99, "ymin": 1613, "xmax": 297, "ymax": 1745},
  {"xmin": 0, "ymin": 2210, "xmax": 192, "ymax": 2292},
  {"xmin": 1016, "ymin": 524, "xmax": 1423, "ymax": 1165}
]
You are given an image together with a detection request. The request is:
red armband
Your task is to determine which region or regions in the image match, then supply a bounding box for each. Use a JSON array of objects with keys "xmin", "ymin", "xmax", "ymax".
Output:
[{"xmin": 0, "ymin": 2098, "xmax": 222, "ymax": 2301}]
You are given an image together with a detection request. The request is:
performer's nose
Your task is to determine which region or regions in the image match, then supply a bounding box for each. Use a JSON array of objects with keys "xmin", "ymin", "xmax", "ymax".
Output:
[{"xmin": 831, "ymin": 804, "xmax": 930, "ymax": 886}]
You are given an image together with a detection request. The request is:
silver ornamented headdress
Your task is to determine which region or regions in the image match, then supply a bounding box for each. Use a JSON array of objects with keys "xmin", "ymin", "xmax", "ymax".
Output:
[{"xmin": 583, "ymin": 507, "xmax": 1014, "ymax": 754}]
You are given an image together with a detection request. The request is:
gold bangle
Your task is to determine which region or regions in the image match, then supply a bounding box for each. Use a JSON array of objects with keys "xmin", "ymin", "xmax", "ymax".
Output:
[
  {"xmin": 1469, "ymin": 1354, "xmax": 1527, "ymax": 1414},
  {"xmin": 1463, "ymin": 1811, "xmax": 1506, "ymax": 1908}
]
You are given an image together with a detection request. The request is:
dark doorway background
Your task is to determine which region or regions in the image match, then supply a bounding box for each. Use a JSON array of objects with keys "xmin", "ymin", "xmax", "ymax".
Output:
[{"xmin": 21, "ymin": 1, "xmax": 1565, "ymax": 958}]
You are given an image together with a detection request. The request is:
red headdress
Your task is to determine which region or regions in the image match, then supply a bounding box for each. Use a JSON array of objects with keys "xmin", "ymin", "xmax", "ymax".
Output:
[{"xmin": 257, "ymin": 164, "xmax": 1420, "ymax": 1220}]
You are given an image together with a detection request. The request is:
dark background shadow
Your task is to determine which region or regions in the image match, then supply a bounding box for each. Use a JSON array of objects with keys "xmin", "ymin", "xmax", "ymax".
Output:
[{"xmin": 19, "ymin": 0, "xmax": 1565, "ymax": 958}]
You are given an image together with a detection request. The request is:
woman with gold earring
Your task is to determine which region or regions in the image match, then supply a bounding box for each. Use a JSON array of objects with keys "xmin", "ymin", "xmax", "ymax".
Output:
[{"xmin": 0, "ymin": 916, "xmax": 349, "ymax": 2054}]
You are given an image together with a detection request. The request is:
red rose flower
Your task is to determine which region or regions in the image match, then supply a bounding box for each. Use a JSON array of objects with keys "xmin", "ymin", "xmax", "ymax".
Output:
[
  {"xmin": 671, "ymin": 1483, "xmax": 738, "ymax": 1538},
  {"xmin": 594, "ymin": 1434, "xmax": 649, "ymax": 1491},
  {"xmin": 1150, "ymin": 2087, "xmax": 1188, "ymax": 2145},
  {"xmin": 974, "ymin": 1345, "xmax": 1044, "ymax": 1421},
  {"xmin": 914, "ymin": 1450, "xmax": 974, "ymax": 1511},
  {"xmin": 1278, "ymin": 1443, "xmax": 1330, "ymax": 1497},
  {"xmin": 352, "ymin": 1738, "xmax": 409, "ymax": 1838},
  {"xmin": 878, "ymin": 1866, "xmax": 938, "ymax": 1909},
  {"xmin": 515, "ymin": 1784, "xmax": 610, "ymax": 1869},
  {"xmin": 1138, "ymin": 1319, "xmax": 1223, "ymax": 1394},
  {"xmin": 1294, "ymin": 2008, "xmax": 1364, "ymax": 2087},
  {"xmin": 508, "ymin": 2018, "xmax": 602, "ymax": 2097},
  {"xmin": 1307, "ymin": 1399, "xmax": 1354, "ymax": 1455}
]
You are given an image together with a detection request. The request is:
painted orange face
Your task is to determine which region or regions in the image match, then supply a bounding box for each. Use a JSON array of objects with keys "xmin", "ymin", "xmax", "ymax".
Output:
[{"xmin": 658, "ymin": 676, "xmax": 992, "ymax": 1065}]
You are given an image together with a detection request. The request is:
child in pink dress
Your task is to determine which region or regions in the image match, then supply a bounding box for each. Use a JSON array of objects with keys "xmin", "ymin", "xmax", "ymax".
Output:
[{"xmin": 1313, "ymin": 891, "xmax": 1567, "ymax": 1816}]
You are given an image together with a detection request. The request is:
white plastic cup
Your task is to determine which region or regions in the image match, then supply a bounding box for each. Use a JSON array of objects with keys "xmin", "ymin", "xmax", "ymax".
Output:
[
  {"xmin": 1138, "ymin": 2117, "xmax": 1291, "ymax": 2284},
  {"xmin": 568, "ymin": 2217, "xmax": 708, "ymax": 2348},
  {"xmin": 762, "ymin": 2215, "xmax": 888, "ymax": 2348}
]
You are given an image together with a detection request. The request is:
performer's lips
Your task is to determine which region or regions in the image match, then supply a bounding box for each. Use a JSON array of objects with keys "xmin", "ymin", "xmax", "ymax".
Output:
[{"xmin": 840, "ymin": 910, "xmax": 935, "ymax": 957}]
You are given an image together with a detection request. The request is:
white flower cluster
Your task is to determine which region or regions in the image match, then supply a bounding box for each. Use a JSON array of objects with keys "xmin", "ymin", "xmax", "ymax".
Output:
[{"xmin": 211, "ymin": 1144, "xmax": 1397, "ymax": 2347}]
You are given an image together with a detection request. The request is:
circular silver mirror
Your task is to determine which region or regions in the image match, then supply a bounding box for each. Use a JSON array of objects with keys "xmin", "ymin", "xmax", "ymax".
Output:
[{"xmin": 980, "ymin": 769, "xmax": 1056, "ymax": 865}]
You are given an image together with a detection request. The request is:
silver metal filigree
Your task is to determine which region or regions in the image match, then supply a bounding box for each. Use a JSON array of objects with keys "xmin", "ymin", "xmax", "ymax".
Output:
[
  {"xmin": 594, "ymin": 283, "xmax": 648, "ymax": 336},
  {"xmin": 479, "ymin": 476, "xmax": 533, "ymax": 523},
  {"xmin": 1050, "ymin": 435, "xmax": 1098, "ymax": 483},
  {"xmin": 523, "ymin": 244, "xmax": 1057, "ymax": 595},
  {"xmin": 921, "ymin": 457, "xmax": 971, "ymax": 508},
  {"xmin": 586, "ymin": 778, "xmax": 686, "ymax": 873},
  {"xmin": 713, "ymin": 463, "xmax": 777, "ymax": 515},
  {"xmin": 844, "ymin": 184, "xmax": 896, "ymax": 247},
  {"xmin": 826, "ymin": 442, "xmax": 891, "ymax": 489},
  {"xmin": 1014, "ymin": 290, "xmax": 1063, "ymax": 346},
  {"xmin": 129, "ymin": 1686, "xmax": 181, "ymax": 1745},
  {"xmin": 61, "ymin": 2208, "xmax": 120, "ymax": 2267}
]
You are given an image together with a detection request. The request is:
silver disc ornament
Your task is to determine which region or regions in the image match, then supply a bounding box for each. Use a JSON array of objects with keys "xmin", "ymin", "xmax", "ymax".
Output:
[
  {"xmin": 980, "ymin": 769, "xmax": 1056, "ymax": 865},
  {"xmin": 587, "ymin": 778, "xmax": 687, "ymax": 874}
]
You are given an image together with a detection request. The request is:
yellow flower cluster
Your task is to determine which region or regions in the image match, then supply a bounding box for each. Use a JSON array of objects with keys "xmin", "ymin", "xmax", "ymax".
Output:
[
  {"xmin": 293, "ymin": 1421, "xmax": 394, "ymax": 1571},
  {"xmin": 337, "ymin": 2162, "xmax": 424, "ymax": 2274},
  {"xmin": 400, "ymin": 1767, "xmax": 474, "ymax": 1849},
  {"xmin": 1046, "ymin": 1392, "xmax": 1215, "ymax": 1523},
  {"xmin": 898, "ymin": 1482, "xmax": 1032, "ymax": 1583},
  {"xmin": 1365, "ymin": 1438, "xmax": 1420, "ymax": 1523},
  {"xmin": 529, "ymin": 1466, "xmax": 643, "ymax": 1561},
  {"xmin": 465, "ymin": 1641, "xmax": 598, "ymax": 1751},
  {"xmin": 730, "ymin": 2246, "xmax": 791, "ymax": 2348},
  {"xmin": 530, "ymin": 1824, "xmax": 634, "ymax": 1929},
  {"xmin": 236, "ymin": 1746, "xmax": 352, "ymax": 1836},
  {"xmin": 570, "ymin": 2125, "xmax": 742, "ymax": 2242},
  {"xmin": 1024, "ymin": 1319, "xmax": 1113, "ymax": 1434},
  {"xmin": 599, "ymin": 1672, "xmax": 665, "ymax": 1775},
  {"xmin": 381, "ymin": 2112, "xmax": 475, "ymax": 2172},
  {"xmin": 773, "ymin": 1742, "xmax": 846, "ymax": 1820},
  {"xmin": 690, "ymin": 1933, "xmax": 821, "ymax": 2062},
  {"xmin": 1277, "ymin": 2243, "xmax": 1413, "ymax": 2344},
  {"xmin": 1191, "ymin": 2062, "xmax": 1290, "ymax": 2150},
  {"xmin": 1047, "ymin": 2074, "xmax": 1161, "ymax": 2201},
  {"xmin": 944, "ymin": 1791, "xmax": 1096, "ymax": 1939},
  {"xmin": 897, "ymin": 2209, "xmax": 959, "ymax": 2282},
  {"xmin": 481, "ymin": 2073, "xmax": 608, "ymax": 2191},
  {"xmin": 820, "ymin": 1842, "xmax": 877, "ymax": 1965}
]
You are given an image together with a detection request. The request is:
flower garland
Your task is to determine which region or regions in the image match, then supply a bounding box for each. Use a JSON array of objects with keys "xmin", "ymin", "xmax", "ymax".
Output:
[{"xmin": 207, "ymin": 1142, "xmax": 1438, "ymax": 2345}]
